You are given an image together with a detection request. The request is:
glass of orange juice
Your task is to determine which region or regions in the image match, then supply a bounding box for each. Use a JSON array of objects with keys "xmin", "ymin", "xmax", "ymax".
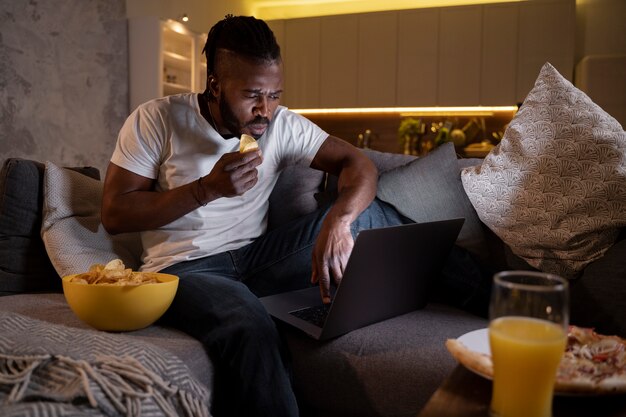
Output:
[{"xmin": 489, "ymin": 270, "xmax": 569, "ymax": 417}]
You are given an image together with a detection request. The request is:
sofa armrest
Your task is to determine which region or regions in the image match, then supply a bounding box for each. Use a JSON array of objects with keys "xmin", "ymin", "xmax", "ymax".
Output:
[{"xmin": 0, "ymin": 158, "xmax": 99, "ymax": 295}]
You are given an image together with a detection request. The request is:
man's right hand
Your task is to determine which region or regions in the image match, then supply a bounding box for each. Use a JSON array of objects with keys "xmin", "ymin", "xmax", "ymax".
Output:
[
  {"xmin": 199, "ymin": 149, "xmax": 262, "ymax": 201},
  {"xmin": 101, "ymin": 149, "xmax": 262, "ymax": 235}
]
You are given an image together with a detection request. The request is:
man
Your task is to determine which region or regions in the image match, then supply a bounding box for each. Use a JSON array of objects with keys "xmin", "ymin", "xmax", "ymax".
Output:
[{"xmin": 102, "ymin": 15, "xmax": 409, "ymax": 417}]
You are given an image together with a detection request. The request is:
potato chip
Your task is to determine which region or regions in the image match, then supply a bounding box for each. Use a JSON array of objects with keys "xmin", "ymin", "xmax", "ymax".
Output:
[
  {"xmin": 70, "ymin": 259, "xmax": 159, "ymax": 286},
  {"xmin": 239, "ymin": 134, "xmax": 259, "ymax": 153}
]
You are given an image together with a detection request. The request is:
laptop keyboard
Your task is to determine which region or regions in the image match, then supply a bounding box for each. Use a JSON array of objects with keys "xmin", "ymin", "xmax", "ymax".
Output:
[{"xmin": 289, "ymin": 304, "xmax": 331, "ymax": 328}]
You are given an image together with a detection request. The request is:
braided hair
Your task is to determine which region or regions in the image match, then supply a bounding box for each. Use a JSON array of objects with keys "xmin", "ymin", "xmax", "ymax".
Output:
[{"xmin": 203, "ymin": 15, "xmax": 281, "ymax": 77}]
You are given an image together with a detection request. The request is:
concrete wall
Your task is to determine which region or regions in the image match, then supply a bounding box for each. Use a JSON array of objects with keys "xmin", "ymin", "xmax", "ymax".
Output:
[{"xmin": 0, "ymin": 0, "xmax": 128, "ymax": 174}]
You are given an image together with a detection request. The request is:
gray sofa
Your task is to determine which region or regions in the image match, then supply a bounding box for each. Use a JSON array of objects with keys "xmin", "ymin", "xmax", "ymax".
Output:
[{"xmin": 0, "ymin": 145, "xmax": 624, "ymax": 417}]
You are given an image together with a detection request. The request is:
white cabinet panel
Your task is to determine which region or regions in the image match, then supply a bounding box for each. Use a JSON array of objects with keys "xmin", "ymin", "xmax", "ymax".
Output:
[
  {"xmin": 320, "ymin": 15, "xmax": 359, "ymax": 108},
  {"xmin": 129, "ymin": 17, "xmax": 201, "ymax": 112},
  {"xmin": 196, "ymin": 32, "xmax": 208, "ymax": 93},
  {"xmin": 282, "ymin": 18, "xmax": 321, "ymax": 108},
  {"xmin": 397, "ymin": 8, "xmax": 440, "ymax": 106},
  {"xmin": 517, "ymin": 0, "xmax": 575, "ymax": 102},
  {"xmin": 481, "ymin": 3, "xmax": 519, "ymax": 105},
  {"xmin": 358, "ymin": 12, "xmax": 398, "ymax": 107},
  {"xmin": 438, "ymin": 6, "xmax": 482, "ymax": 106},
  {"xmin": 129, "ymin": 17, "xmax": 161, "ymax": 112}
]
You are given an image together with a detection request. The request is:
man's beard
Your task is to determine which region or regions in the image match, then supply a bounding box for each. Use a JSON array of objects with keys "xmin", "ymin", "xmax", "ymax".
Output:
[{"xmin": 218, "ymin": 92, "xmax": 269, "ymax": 140}]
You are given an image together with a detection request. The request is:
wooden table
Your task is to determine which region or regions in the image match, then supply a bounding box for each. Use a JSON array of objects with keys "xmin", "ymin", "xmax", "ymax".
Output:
[{"xmin": 418, "ymin": 365, "xmax": 626, "ymax": 417}]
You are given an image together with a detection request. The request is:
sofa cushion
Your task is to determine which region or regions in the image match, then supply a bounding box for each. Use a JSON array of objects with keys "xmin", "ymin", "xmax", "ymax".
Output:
[
  {"xmin": 0, "ymin": 293, "xmax": 214, "ymax": 389},
  {"xmin": 287, "ymin": 303, "xmax": 487, "ymax": 417},
  {"xmin": 363, "ymin": 148, "xmax": 417, "ymax": 172},
  {"xmin": 461, "ymin": 62, "xmax": 626, "ymax": 278},
  {"xmin": 569, "ymin": 233, "xmax": 626, "ymax": 337},
  {"xmin": 0, "ymin": 295, "xmax": 212, "ymax": 414},
  {"xmin": 0, "ymin": 159, "xmax": 99, "ymax": 295},
  {"xmin": 41, "ymin": 161, "xmax": 142, "ymax": 278},
  {"xmin": 322, "ymin": 148, "xmax": 417, "ymax": 198},
  {"xmin": 376, "ymin": 142, "xmax": 488, "ymax": 258},
  {"xmin": 268, "ymin": 165, "xmax": 325, "ymax": 230}
]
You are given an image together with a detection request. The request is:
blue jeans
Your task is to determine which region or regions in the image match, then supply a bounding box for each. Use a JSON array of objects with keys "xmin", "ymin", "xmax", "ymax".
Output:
[{"xmin": 159, "ymin": 199, "xmax": 409, "ymax": 417}]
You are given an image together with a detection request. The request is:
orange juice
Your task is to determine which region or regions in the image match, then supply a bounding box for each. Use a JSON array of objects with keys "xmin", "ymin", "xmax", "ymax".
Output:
[{"xmin": 489, "ymin": 316, "xmax": 566, "ymax": 417}]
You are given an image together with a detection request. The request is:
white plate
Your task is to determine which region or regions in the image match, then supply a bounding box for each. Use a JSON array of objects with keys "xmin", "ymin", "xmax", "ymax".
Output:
[
  {"xmin": 454, "ymin": 328, "xmax": 625, "ymax": 396},
  {"xmin": 458, "ymin": 327, "xmax": 490, "ymax": 356}
]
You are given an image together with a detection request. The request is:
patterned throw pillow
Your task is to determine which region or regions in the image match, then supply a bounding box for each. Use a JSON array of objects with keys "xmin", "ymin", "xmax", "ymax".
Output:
[
  {"xmin": 461, "ymin": 62, "xmax": 626, "ymax": 278},
  {"xmin": 41, "ymin": 162, "xmax": 142, "ymax": 278}
]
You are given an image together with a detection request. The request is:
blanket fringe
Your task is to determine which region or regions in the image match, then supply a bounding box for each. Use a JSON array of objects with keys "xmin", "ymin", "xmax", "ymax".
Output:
[
  {"xmin": 0, "ymin": 353, "xmax": 52, "ymax": 403},
  {"xmin": 0, "ymin": 353, "xmax": 210, "ymax": 417}
]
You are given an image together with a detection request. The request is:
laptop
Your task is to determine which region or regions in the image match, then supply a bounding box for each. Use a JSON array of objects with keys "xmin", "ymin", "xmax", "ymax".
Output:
[{"xmin": 259, "ymin": 218, "xmax": 464, "ymax": 340}]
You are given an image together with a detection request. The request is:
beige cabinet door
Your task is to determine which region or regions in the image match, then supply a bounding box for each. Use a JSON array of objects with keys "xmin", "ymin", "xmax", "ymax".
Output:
[
  {"xmin": 516, "ymin": 0, "xmax": 575, "ymax": 102},
  {"xmin": 438, "ymin": 5, "xmax": 482, "ymax": 106},
  {"xmin": 481, "ymin": 3, "xmax": 519, "ymax": 105},
  {"xmin": 358, "ymin": 11, "xmax": 398, "ymax": 107},
  {"xmin": 320, "ymin": 14, "xmax": 359, "ymax": 108},
  {"xmin": 270, "ymin": 0, "xmax": 575, "ymax": 109},
  {"xmin": 282, "ymin": 17, "xmax": 321, "ymax": 108},
  {"xmin": 397, "ymin": 8, "xmax": 440, "ymax": 106}
]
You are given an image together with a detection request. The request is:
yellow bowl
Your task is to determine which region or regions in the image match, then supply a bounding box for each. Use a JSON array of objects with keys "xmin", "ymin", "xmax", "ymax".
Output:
[{"xmin": 62, "ymin": 273, "xmax": 179, "ymax": 331}]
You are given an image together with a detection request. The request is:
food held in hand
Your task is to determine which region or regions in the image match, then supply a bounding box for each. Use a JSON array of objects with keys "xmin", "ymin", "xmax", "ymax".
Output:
[{"xmin": 239, "ymin": 133, "xmax": 259, "ymax": 153}]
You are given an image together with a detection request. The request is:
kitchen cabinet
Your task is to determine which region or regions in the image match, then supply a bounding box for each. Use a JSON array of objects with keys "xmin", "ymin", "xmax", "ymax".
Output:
[
  {"xmin": 128, "ymin": 17, "xmax": 203, "ymax": 111},
  {"xmin": 517, "ymin": 0, "xmax": 575, "ymax": 102},
  {"xmin": 268, "ymin": 0, "xmax": 574, "ymax": 108},
  {"xmin": 282, "ymin": 18, "xmax": 321, "ymax": 108},
  {"xmin": 438, "ymin": 6, "xmax": 483, "ymax": 106},
  {"xmin": 196, "ymin": 32, "xmax": 208, "ymax": 94},
  {"xmin": 481, "ymin": 3, "xmax": 519, "ymax": 105},
  {"xmin": 320, "ymin": 15, "xmax": 359, "ymax": 108},
  {"xmin": 357, "ymin": 12, "xmax": 398, "ymax": 107},
  {"xmin": 397, "ymin": 8, "xmax": 440, "ymax": 106}
]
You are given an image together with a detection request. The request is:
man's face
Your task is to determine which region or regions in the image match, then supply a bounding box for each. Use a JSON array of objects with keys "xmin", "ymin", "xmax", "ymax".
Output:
[{"xmin": 213, "ymin": 50, "xmax": 283, "ymax": 139}]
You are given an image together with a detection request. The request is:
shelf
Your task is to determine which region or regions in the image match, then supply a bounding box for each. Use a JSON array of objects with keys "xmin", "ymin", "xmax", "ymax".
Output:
[
  {"xmin": 164, "ymin": 51, "xmax": 191, "ymax": 74},
  {"xmin": 129, "ymin": 16, "xmax": 203, "ymax": 110},
  {"xmin": 164, "ymin": 50, "xmax": 191, "ymax": 64},
  {"xmin": 164, "ymin": 82, "xmax": 192, "ymax": 95}
]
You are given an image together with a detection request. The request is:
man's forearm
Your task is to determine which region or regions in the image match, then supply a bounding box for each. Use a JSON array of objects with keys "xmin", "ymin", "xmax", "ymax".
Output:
[
  {"xmin": 324, "ymin": 158, "xmax": 378, "ymax": 228},
  {"xmin": 102, "ymin": 179, "xmax": 210, "ymax": 235}
]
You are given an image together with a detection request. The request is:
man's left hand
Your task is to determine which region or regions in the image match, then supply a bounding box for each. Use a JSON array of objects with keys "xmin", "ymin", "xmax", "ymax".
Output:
[{"xmin": 311, "ymin": 220, "xmax": 354, "ymax": 304}]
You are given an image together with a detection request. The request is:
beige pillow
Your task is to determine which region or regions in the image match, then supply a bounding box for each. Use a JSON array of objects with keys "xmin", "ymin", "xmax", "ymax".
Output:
[{"xmin": 461, "ymin": 63, "xmax": 626, "ymax": 278}]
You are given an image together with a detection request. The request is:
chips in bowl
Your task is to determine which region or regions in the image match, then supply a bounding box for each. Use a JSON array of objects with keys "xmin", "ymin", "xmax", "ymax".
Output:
[{"xmin": 63, "ymin": 259, "xmax": 178, "ymax": 331}]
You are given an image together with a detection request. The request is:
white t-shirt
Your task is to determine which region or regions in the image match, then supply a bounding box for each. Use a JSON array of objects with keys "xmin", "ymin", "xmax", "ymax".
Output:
[{"xmin": 111, "ymin": 93, "xmax": 328, "ymax": 272}]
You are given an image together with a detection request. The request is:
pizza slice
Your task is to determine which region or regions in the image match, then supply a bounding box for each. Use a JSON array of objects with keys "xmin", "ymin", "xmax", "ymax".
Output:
[{"xmin": 446, "ymin": 325, "xmax": 626, "ymax": 394}]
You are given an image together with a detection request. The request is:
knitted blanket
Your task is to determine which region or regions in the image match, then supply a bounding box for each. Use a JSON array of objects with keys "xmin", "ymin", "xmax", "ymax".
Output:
[{"xmin": 0, "ymin": 311, "xmax": 211, "ymax": 417}]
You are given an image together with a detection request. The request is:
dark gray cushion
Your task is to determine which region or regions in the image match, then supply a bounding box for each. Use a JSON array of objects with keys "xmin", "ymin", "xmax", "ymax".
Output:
[
  {"xmin": 363, "ymin": 148, "xmax": 417, "ymax": 173},
  {"xmin": 323, "ymin": 148, "xmax": 417, "ymax": 196},
  {"xmin": 268, "ymin": 165, "xmax": 325, "ymax": 230},
  {"xmin": 569, "ymin": 234, "xmax": 626, "ymax": 337},
  {"xmin": 376, "ymin": 143, "xmax": 488, "ymax": 258},
  {"xmin": 287, "ymin": 303, "xmax": 487, "ymax": 417},
  {"xmin": 0, "ymin": 159, "xmax": 99, "ymax": 295}
]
